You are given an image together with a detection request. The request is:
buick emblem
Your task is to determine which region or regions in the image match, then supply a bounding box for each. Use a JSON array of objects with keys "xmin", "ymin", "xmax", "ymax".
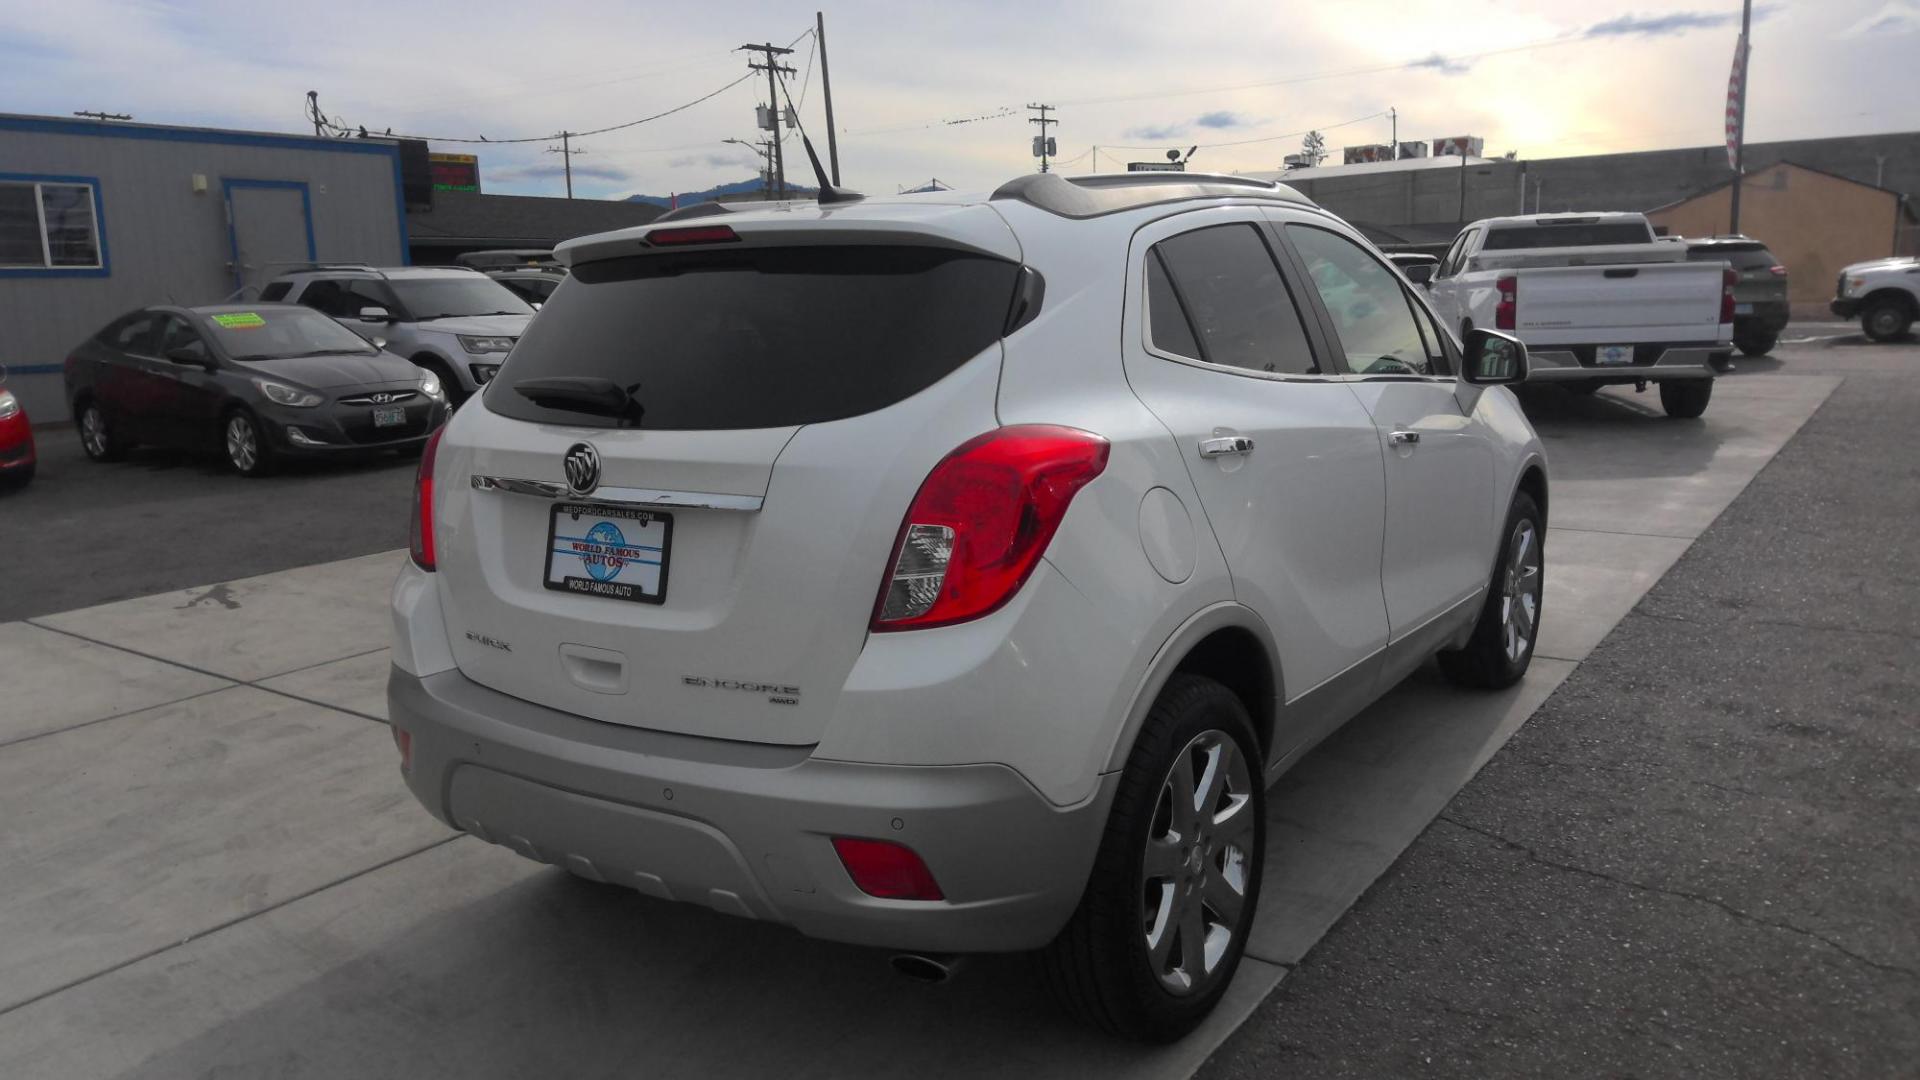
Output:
[{"xmin": 563, "ymin": 442, "xmax": 601, "ymax": 495}]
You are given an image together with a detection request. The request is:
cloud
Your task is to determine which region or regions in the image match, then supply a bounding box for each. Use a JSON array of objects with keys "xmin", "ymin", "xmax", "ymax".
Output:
[
  {"xmin": 1840, "ymin": 1, "xmax": 1920, "ymax": 38},
  {"xmin": 1125, "ymin": 110, "xmax": 1252, "ymax": 140},
  {"xmin": 485, "ymin": 162, "xmax": 633, "ymax": 184},
  {"xmin": 667, "ymin": 152, "xmax": 756, "ymax": 170},
  {"xmin": 1409, "ymin": 52, "xmax": 1471, "ymax": 75},
  {"xmin": 1583, "ymin": 7, "xmax": 1773, "ymax": 38},
  {"xmin": 1193, "ymin": 110, "xmax": 1248, "ymax": 129}
]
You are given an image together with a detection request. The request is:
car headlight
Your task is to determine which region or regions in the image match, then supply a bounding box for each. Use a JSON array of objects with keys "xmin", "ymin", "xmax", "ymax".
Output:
[
  {"xmin": 458, "ymin": 335, "xmax": 516, "ymax": 354},
  {"xmin": 419, "ymin": 372, "xmax": 444, "ymax": 398},
  {"xmin": 254, "ymin": 379, "xmax": 323, "ymax": 407},
  {"xmin": 1846, "ymin": 277, "xmax": 1865, "ymax": 295},
  {"xmin": 0, "ymin": 390, "xmax": 17, "ymax": 421},
  {"xmin": 469, "ymin": 362, "xmax": 500, "ymax": 385}
]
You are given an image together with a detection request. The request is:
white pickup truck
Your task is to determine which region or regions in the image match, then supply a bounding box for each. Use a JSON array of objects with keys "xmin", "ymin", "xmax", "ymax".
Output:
[{"xmin": 1421, "ymin": 212, "xmax": 1734, "ymax": 418}]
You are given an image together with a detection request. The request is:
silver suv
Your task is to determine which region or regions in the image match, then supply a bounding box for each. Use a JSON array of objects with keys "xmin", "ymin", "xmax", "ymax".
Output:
[
  {"xmin": 261, "ymin": 265, "xmax": 533, "ymax": 404},
  {"xmin": 390, "ymin": 173, "xmax": 1548, "ymax": 1040}
]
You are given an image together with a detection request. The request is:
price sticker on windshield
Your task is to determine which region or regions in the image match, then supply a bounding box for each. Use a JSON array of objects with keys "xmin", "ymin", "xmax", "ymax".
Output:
[{"xmin": 212, "ymin": 312, "xmax": 267, "ymax": 329}]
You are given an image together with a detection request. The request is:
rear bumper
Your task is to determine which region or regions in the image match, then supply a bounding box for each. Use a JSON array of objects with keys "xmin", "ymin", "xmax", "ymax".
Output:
[
  {"xmin": 1523, "ymin": 342, "xmax": 1726, "ymax": 383},
  {"xmin": 388, "ymin": 665, "xmax": 1113, "ymax": 953},
  {"xmin": 1734, "ymin": 301, "xmax": 1790, "ymax": 332}
]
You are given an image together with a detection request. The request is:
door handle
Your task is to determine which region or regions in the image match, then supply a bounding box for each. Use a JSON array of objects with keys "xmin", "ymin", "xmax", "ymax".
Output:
[
  {"xmin": 1199, "ymin": 436, "xmax": 1255, "ymax": 458},
  {"xmin": 1389, "ymin": 431, "xmax": 1421, "ymax": 446}
]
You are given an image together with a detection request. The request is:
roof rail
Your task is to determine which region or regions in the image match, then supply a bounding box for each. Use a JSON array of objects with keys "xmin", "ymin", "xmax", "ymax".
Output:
[{"xmin": 991, "ymin": 172, "xmax": 1314, "ymax": 219}]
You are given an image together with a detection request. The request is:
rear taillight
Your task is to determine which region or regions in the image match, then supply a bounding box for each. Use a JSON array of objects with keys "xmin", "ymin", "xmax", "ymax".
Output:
[
  {"xmin": 409, "ymin": 426, "xmax": 445, "ymax": 571},
  {"xmin": 1721, "ymin": 267, "xmax": 1738, "ymax": 324},
  {"xmin": 832, "ymin": 837, "xmax": 944, "ymax": 901},
  {"xmin": 872, "ymin": 425, "xmax": 1109, "ymax": 631},
  {"xmin": 392, "ymin": 727, "xmax": 413, "ymax": 772},
  {"xmin": 1495, "ymin": 275, "xmax": 1517, "ymax": 330},
  {"xmin": 1769, "ymin": 264, "xmax": 1788, "ymax": 276}
]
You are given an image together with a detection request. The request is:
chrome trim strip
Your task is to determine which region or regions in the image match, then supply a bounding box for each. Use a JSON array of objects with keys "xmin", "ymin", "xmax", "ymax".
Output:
[{"xmin": 470, "ymin": 474, "xmax": 763, "ymax": 511}]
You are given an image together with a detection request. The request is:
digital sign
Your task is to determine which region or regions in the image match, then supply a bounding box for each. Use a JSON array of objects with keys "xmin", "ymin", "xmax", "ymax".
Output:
[{"xmin": 429, "ymin": 152, "xmax": 480, "ymax": 193}]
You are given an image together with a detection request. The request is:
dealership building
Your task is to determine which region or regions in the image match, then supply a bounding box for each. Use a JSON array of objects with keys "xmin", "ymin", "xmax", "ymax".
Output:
[{"xmin": 0, "ymin": 113, "xmax": 411, "ymax": 419}]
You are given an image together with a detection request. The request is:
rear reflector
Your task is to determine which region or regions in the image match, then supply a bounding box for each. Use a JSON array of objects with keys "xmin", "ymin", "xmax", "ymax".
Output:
[
  {"xmin": 646, "ymin": 225, "xmax": 740, "ymax": 246},
  {"xmin": 832, "ymin": 837, "xmax": 944, "ymax": 901},
  {"xmin": 409, "ymin": 426, "xmax": 445, "ymax": 571},
  {"xmin": 873, "ymin": 425, "xmax": 1109, "ymax": 631},
  {"xmin": 1721, "ymin": 267, "xmax": 1738, "ymax": 324},
  {"xmin": 1495, "ymin": 275, "xmax": 1518, "ymax": 331},
  {"xmin": 392, "ymin": 727, "xmax": 413, "ymax": 772}
]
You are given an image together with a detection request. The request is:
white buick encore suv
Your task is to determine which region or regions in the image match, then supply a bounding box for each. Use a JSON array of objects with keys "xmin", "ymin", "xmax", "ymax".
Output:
[{"xmin": 388, "ymin": 172, "xmax": 1549, "ymax": 1041}]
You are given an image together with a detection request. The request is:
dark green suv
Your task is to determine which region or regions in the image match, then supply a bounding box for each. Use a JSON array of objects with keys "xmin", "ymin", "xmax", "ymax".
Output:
[{"xmin": 1684, "ymin": 237, "xmax": 1790, "ymax": 356}]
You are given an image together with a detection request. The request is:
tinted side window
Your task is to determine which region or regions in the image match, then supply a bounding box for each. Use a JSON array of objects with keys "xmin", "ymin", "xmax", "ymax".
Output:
[
  {"xmin": 1288, "ymin": 225, "xmax": 1431, "ymax": 376},
  {"xmin": 157, "ymin": 316, "xmax": 207, "ymax": 360},
  {"xmin": 103, "ymin": 314, "xmax": 160, "ymax": 353},
  {"xmin": 1145, "ymin": 252, "xmax": 1201, "ymax": 360},
  {"xmin": 258, "ymin": 282, "xmax": 292, "ymax": 302},
  {"xmin": 1151, "ymin": 224, "xmax": 1317, "ymax": 375},
  {"xmin": 296, "ymin": 279, "xmax": 348, "ymax": 317}
]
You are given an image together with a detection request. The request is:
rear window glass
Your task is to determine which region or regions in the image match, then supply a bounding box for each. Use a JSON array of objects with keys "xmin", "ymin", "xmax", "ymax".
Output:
[
  {"xmin": 486, "ymin": 246, "xmax": 1020, "ymax": 430},
  {"xmin": 1482, "ymin": 223, "xmax": 1652, "ymax": 249},
  {"xmin": 1686, "ymin": 245, "xmax": 1775, "ymax": 268}
]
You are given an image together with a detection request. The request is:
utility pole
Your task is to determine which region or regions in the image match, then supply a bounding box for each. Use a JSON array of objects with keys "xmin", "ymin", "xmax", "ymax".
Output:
[
  {"xmin": 546, "ymin": 132, "xmax": 588, "ymax": 199},
  {"xmin": 725, "ymin": 137, "xmax": 776, "ymax": 197},
  {"xmin": 73, "ymin": 110, "xmax": 131, "ymax": 122},
  {"xmin": 1389, "ymin": 106, "xmax": 1397, "ymax": 154},
  {"xmin": 741, "ymin": 42, "xmax": 796, "ymax": 198},
  {"xmin": 305, "ymin": 91, "xmax": 325, "ymax": 136},
  {"xmin": 1028, "ymin": 103, "xmax": 1057, "ymax": 174},
  {"xmin": 1728, "ymin": 0, "xmax": 1752, "ymax": 234},
  {"xmin": 816, "ymin": 12, "xmax": 841, "ymax": 185}
]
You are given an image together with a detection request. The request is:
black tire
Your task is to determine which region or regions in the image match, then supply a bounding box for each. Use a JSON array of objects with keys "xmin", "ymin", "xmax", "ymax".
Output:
[
  {"xmin": 1439, "ymin": 491, "xmax": 1543, "ymax": 690},
  {"xmin": 1734, "ymin": 328, "xmax": 1776, "ymax": 357},
  {"xmin": 75, "ymin": 399, "xmax": 128, "ymax": 462},
  {"xmin": 1041, "ymin": 674, "xmax": 1266, "ymax": 1043},
  {"xmin": 222, "ymin": 409, "xmax": 277, "ymax": 477},
  {"xmin": 1862, "ymin": 299, "xmax": 1913, "ymax": 343},
  {"xmin": 414, "ymin": 356, "xmax": 467, "ymax": 407},
  {"xmin": 1658, "ymin": 378, "xmax": 1714, "ymax": 419}
]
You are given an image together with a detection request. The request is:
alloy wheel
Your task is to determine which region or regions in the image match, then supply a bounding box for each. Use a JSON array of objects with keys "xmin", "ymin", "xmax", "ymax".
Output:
[
  {"xmin": 1500, "ymin": 518, "xmax": 1542, "ymax": 662},
  {"xmin": 1141, "ymin": 728, "xmax": 1257, "ymax": 995},
  {"xmin": 81, "ymin": 407, "xmax": 107, "ymax": 457},
  {"xmin": 226, "ymin": 415, "xmax": 258, "ymax": 472},
  {"xmin": 1868, "ymin": 307, "xmax": 1903, "ymax": 339}
]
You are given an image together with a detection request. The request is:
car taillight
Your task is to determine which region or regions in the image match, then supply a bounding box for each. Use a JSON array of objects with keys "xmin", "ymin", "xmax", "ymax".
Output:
[
  {"xmin": 832, "ymin": 837, "xmax": 944, "ymax": 901},
  {"xmin": 646, "ymin": 225, "xmax": 739, "ymax": 246},
  {"xmin": 1495, "ymin": 275, "xmax": 1517, "ymax": 331},
  {"xmin": 872, "ymin": 425, "xmax": 1109, "ymax": 631},
  {"xmin": 1721, "ymin": 267, "xmax": 1737, "ymax": 324},
  {"xmin": 409, "ymin": 426, "xmax": 445, "ymax": 571},
  {"xmin": 1769, "ymin": 265, "xmax": 1787, "ymax": 276}
]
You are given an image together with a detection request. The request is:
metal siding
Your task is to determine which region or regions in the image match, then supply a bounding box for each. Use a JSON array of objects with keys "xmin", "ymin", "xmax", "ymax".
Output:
[{"xmin": 0, "ymin": 126, "xmax": 403, "ymax": 418}]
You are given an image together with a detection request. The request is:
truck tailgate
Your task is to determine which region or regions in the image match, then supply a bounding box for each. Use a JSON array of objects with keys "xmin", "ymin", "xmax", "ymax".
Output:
[{"xmin": 1514, "ymin": 263, "xmax": 1724, "ymax": 346}]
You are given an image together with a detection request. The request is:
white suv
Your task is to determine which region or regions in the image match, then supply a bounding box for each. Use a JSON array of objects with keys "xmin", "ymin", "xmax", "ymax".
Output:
[{"xmin": 388, "ymin": 174, "xmax": 1548, "ymax": 1040}]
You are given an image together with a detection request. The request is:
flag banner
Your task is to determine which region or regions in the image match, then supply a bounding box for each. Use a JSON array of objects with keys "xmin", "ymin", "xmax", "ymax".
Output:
[{"xmin": 1726, "ymin": 35, "xmax": 1749, "ymax": 171}]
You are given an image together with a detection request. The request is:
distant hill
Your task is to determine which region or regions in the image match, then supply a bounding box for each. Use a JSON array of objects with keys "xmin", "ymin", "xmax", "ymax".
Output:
[{"xmin": 626, "ymin": 178, "xmax": 819, "ymax": 207}]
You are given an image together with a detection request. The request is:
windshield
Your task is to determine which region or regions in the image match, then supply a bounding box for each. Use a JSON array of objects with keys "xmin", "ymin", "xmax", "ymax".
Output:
[
  {"xmin": 204, "ymin": 307, "xmax": 379, "ymax": 360},
  {"xmin": 1482, "ymin": 222, "xmax": 1653, "ymax": 250},
  {"xmin": 486, "ymin": 246, "xmax": 1020, "ymax": 430},
  {"xmin": 388, "ymin": 277, "xmax": 533, "ymax": 320}
]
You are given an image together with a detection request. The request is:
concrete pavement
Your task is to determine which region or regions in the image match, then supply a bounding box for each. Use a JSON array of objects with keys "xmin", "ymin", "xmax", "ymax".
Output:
[{"xmin": 0, "ymin": 374, "xmax": 1839, "ymax": 1077}]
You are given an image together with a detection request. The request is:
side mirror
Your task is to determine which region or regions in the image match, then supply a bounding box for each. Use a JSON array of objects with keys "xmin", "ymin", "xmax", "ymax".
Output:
[
  {"xmin": 1461, "ymin": 328, "xmax": 1528, "ymax": 386},
  {"xmin": 1402, "ymin": 263, "xmax": 1435, "ymax": 286},
  {"xmin": 358, "ymin": 305, "xmax": 393, "ymax": 323},
  {"xmin": 166, "ymin": 346, "xmax": 212, "ymax": 368}
]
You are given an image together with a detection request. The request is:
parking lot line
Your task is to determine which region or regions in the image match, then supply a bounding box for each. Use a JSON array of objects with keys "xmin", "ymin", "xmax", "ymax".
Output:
[
  {"xmin": 0, "ymin": 622, "xmax": 232, "ymax": 745},
  {"xmin": 0, "ymin": 686, "xmax": 453, "ymax": 1015},
  {"xmin": 256, "ymin": 647, "xmax": 394, "ymax": 723},
  {"xmin": 30, "ymin": 550, "xmax": 404, "ymax": 683}
]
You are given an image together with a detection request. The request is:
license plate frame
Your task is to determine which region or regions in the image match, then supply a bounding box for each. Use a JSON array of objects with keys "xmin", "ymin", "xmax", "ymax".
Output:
[
  {"xmin": 1594, "ymin": 344, "xmax": 1634, "ymax": 367},
  {"xmin": 371, "ymin": 405, "xmax": 406, "ymax": 427},
  {"xmin": 544, "ymin": 502, "xmax": 672, "ymax": 605}
]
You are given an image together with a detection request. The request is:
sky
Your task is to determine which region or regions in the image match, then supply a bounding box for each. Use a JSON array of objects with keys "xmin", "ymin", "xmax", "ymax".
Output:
[{"xmin": 3, "ymin": 0, "xmax": 1918, "ymax": 200}]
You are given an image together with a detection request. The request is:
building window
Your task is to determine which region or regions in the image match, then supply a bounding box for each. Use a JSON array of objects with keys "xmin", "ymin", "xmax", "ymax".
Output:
[{"xmin": 0, "ymin": 179, "xmax": 104, "ymax": 270}]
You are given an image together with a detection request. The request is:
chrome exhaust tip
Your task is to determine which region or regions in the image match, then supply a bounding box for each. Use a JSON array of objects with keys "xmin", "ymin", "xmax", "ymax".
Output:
[{"xmin": 890, "ymin": 952, "xmax": 964, "ymax": 984}]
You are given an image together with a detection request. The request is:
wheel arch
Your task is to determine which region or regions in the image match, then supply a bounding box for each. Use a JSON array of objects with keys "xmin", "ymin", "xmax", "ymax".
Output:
[
  {"xmin": 1515, "ymin": 457, "xmax": 1548, "ymax": 528},
  {"xmin": 1103, "ymin": 604, "xmax": 1283, "ymax": 777},
  {"xmin": 1861, "ymin": 287, "xmax": 1918, "ymax": 318}
]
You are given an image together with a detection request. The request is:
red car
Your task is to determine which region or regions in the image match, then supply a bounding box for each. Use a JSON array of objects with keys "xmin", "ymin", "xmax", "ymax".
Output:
[{"xmin": 0, "ymin": 383, "xmax": 36, "ymax": 488}]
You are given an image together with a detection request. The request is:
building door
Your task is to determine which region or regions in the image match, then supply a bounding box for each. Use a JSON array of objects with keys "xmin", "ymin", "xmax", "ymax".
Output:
[{"xmin": 225, "ymin": 180, "xmax": 314, "ymax": 296}]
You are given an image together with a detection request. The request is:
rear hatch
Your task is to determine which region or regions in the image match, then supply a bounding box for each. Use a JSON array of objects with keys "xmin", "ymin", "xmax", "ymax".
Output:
[
  {"xmin": 1686, "ymin": 243, "xmax": 1788, "ymax": 305},
  {"xmin": 430, "ymin": 210, "xmax": 1024, "ymax": 746},
  {"xmin": 1511, "ymin": 262, "xmax": 1726, "ymax": 344}
]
